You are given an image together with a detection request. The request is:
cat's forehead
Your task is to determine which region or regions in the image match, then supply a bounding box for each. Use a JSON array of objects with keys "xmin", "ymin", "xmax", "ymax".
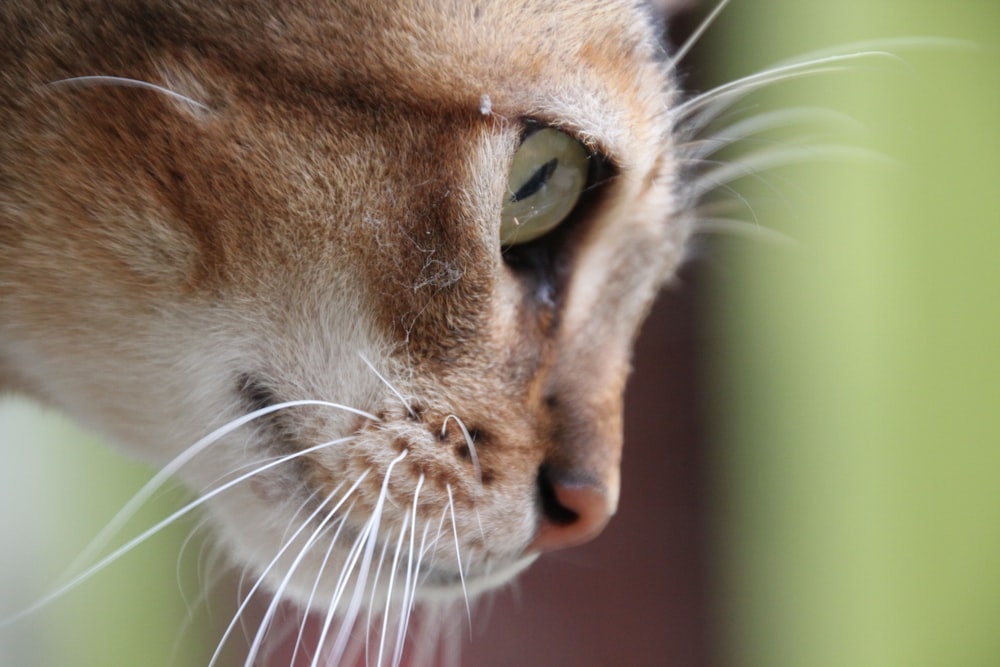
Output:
[{"xmin": 227, "ymin": 0, "xmax": 672, "ymax": 161}]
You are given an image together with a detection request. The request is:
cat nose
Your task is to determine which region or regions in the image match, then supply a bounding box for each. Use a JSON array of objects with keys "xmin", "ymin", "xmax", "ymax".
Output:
[{"xmin": 529, "ymin": 466, "xmax": 613, "ymax": 553}]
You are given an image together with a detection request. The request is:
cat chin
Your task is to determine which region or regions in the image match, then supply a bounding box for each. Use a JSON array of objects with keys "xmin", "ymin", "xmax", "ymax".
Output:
[
  {"xmin": 415, "ymin": 552, "xmax": 538, "ymax": 601},
  {"xmin": 266, "ymin": 550, "xmax": 540, "ymax": 614},
  {"xmin": 232, "ymin": 523, "xmax": 539, "ymax": 615}
]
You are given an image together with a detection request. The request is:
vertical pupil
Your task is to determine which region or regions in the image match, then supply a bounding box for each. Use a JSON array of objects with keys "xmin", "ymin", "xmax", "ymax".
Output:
[{"xmin": 510, "ymin": 158, "xmax": 558, "ymax": 203}]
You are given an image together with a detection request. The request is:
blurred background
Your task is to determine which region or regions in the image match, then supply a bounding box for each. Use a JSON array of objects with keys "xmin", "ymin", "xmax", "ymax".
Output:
[
  {"xmin": 704, "ymin": 1, "xmax": 1000, "ymax": 666},
  {"xmin": 2, "ymin": 0, "xmax": 999, "ymax": 665}
]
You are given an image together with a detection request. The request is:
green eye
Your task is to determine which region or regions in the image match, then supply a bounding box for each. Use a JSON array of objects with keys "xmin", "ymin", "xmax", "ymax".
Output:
[{"xmin": 500, "ymin": 127, "xmax": 589, "ymax": 247}]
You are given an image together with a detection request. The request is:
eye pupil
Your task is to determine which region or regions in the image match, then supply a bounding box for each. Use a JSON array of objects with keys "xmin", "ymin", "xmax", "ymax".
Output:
[{"xmin": 510, "ymin": 158, "xmax": 559, "ymax": 203}]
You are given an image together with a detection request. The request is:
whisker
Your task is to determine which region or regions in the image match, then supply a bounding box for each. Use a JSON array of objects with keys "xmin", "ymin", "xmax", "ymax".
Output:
[
  {"xmin": 693, "ymin": 217, "xmax": 798, "ymax": 247},
  {"xmin": 396, "ymin": 519, "xmax": 432, "ymax": 667},
  {"xmin": 289, "ymin": 506, "xmax": 354, "ymax": 667},
  {"xmin": 224, "ymin": 474, "xmax": 364, "ymax": 667},
  {"xmin": 376, "ymin": 515, "xmax": 410, "ymax": 667},
  {"xmin": 441, "ymin": 608, "xmax": 463, "ymax": 667},
  {"xmin": 442, "ymin": 415, "xmax": 482, "ymax": 486},
  {"xmin": 407, "ymin": 601, "xmax": 443, "ymax": 667},
  {"xmin": 769, "ymin": 36, "xmax": 977, "ymax": 69},
  {"xmin": 311, "ymin": 517, "xmax": 375, "ymax": 667},
  {"xmin": 242, "ymin": 485, "xmax": 348, "ymax": 667},
  {"xmin": 474, "ymin": 507, "xmax": 487, "ymax": 546},
  {"xmin": 422, "ymin": 504, "xmax": 451, "ymax": 564},
  {"xmin": 197, "ymin": 539, "xmax": 231, "ymax": 627},
  {"xmin": 391, "ymin": 474, "xmax": 425, "ymax": 666},
  {"xmin": 361, "ymin": 353, "xmax": 416, "ymax": 418},
  {"xmin": 3, "ymin": 434, "xmax": 360, "ymax": 629},
  {"xmin": 367, "ymin": 519, "xmax": 398, "ymax": 667},
  {"xmin": 328, "ymin": 450, "xmax": 410, "ymax": 662},
  {"xmin": 43, "ymin": 75, "xmax": 212, "ymax": 112},
  {"xmin": 167, "ymin": 516, "xmax": 215, "ymax": 667},
  {"xmin": 682, "ymin": 172, "xmax": 764, "ymax": 233},
  {"xmin": 42, "ymin": 399, "xmax": 377, "ymax": 607},
  {"xmin": 175, "ymin": 513, "xmax": 213, "ymax": 619},
  {"xmin": 690, "ymin": 144, "xmax": 890, "ymax": 200},
  {"xmin": 669, "ymin": 0, "xmax": 732, "ymax": 69},
  {"xmin": 256, "ymin": 606, "xmax": 301, "ymax": 667},
  {"xmin": 676, "ymin": 51, "xmax": 900, "ymax": 136},
  {"xmin": 234, "ymin": 564, "xmax": 254, "ymax": 651},
  {"xmin": 681, "ymin": 106, "xmax": 865, "ymax": 161},
  {"xmin": 445, "ymin": 484, "xmax": 472, "ymax": 633},
  {"xmin": 209, "ymin": 489, "xmax": 343, "ymax": 667},
  {"xmin": 278, "ymin": 487, "xmax": 326, "ymax": 545},
  {"xmin": 678, "ymin": 64, "xmax": 845, "ymax": 135}
]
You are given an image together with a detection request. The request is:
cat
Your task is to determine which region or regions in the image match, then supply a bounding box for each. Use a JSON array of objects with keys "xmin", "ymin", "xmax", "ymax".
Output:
[
  {"xmin": 1, "ymin": 0, "xmax": 694, "ymax": 661},
  {"xmin": 0, "ymin": 0, "xmax": 873, "ymax": 664}
]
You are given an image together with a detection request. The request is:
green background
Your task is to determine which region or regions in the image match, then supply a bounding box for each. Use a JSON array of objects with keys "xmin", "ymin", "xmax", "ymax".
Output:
[{"xmin": 705, "ymin": 1, "xmax": 1000, "ymax": 667}]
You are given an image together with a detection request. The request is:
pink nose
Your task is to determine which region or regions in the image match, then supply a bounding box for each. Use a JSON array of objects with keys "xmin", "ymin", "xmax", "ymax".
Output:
[{"xmin": 529, "ymin": 476, "xmax": 613, "ymax": 553}]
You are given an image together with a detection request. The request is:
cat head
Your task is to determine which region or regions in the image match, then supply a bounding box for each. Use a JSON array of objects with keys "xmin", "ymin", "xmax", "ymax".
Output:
[{"xmin": 0, "ymin": 0, "xmax": 689, "ymax": 610}]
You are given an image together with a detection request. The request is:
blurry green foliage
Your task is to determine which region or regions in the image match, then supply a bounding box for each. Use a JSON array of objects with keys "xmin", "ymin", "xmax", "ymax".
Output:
[{"xmin": 705, "ymin": 2, "xmax": 1000, "ymax": 667}]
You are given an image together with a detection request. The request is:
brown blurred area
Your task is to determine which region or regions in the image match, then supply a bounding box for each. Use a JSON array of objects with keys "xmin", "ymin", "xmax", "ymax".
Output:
[{"xmin": 458, "ymin": 264, "xmax": 710, "ymax": 666}]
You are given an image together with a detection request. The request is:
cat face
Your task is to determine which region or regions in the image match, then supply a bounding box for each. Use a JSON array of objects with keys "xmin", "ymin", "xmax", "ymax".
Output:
[{"xmin": 0, "ymin": 0, "xmax": 687, "ymax": 622}]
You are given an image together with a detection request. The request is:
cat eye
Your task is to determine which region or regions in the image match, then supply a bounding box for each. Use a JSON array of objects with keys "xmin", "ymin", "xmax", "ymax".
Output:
[{"xmin": 500, "ymin": 127, "xmax": 590, "ymax": 247}]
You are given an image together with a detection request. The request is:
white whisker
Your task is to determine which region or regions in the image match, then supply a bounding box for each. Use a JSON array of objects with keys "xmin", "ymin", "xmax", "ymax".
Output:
[
  {"xmin": 769, "ymin": 36, "xmax": 976, "ymax": 69},
  {"xmin": 210, "ymin": 489, "xmax": 341, "ymax": 667},
  {"xmin": 361, "ymin": 353, "xmax": 415, "ymax": 418},
  {"xmin": 376, "ymin": 515, "xmax": 410, "ymax": 667},
  {"xmin": 669, "ymin": 0, "xmax": 731, "ymax": 69},
  {"xmin": 312, "ymin": 516, "xmax": 375, "ymax": 667},
  {"xmin": 278, "ymin": 487, "xmax": 326, "ymax": 544},
  {"xmin": 221, "ymin": 472, "xmax": 364, "ymax": 667},
  {"xmin": 3, "ymin": 426, "xmax": 362, "ymax": 629},
  {"xmin": 365, "ymin": 521, "xmax": 396, "ymax": 667},
  {"xmin": 175, "ymin": 513, "xmax": 213, "ymax": 619},
  {"xmin": 442, "ymin": 415, "xmax": 482, "ymax": 486},
  {"xmin": 197, "ymin": 540, "xmax": 231, "ymax": 627},
  {"xmin": 676, "ymin": 51, "xmax": 898, "ymax": 135},
  {"xmin": 682, "ymin": 106, "xmax": 865, "ymax": 161},
  {"xmin": 289, "ymin": 506, "xmax": 355, "ymax": 667},
  {"xmin": 407, "ymin": 601, "xmax": 443, "ymax": 667},
  {"xmin": 167, "ymin": 516, "xmax": 216, "ymax": 667},
  {"xmin": 423, "ymin": 504, "xmax": 451, "ymax": 564},
  {"xmin": 243, "ymin": 485, "xmax": 350, "ymax": 667},
  {"xmin": 445, "ymin": 484, "xmax": 472, "ymax": 632},
  {"xmin": 38, "ymin": 399, "xmax": 377, "ymax": 608},
  {"xmin": 474, "ymin": 507, "xmax": 487, "ymax": 546},
  {"xmin": 391, "ymin": 474, "xmax": 425, "ymax": 666},
  {"xmin": 397, "ymin": 519, "xmax": 432, "ymax": 667},
  {"xmin": 683, "ymin": 173, "xmax": 763, "ymax": 232},
  {"xmin": 328, "ymin": 450, "xmax": 409, "ymax": 662},
  {"xmin": 691, "ymin": 144, "xmax": 890, "ymax": 199},
  {"xmin": 693, "ymin": 218, "xmax": 798, "ymax": 247},
  {"xmin": 679, "ymin": 65, "xmax": 844, "ymax": 135},
  {"xmin": 44, "ymin": 75, "xmax": 211, "ymax": 112}
]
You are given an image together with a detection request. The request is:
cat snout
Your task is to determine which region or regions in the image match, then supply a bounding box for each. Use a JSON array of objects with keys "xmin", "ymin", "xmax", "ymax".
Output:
[{"xmin": 528, "ymin": 465, "xmax": 614, "ymax": 553}]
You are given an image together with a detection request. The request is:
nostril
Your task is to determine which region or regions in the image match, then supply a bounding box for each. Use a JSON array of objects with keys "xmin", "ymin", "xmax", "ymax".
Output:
[
  {"xmin": 538, "ymin": 466, "xmax": 579, "ymax": 526},
  {"xmin": 531, "ymin": 466, "xmax": 612, "ymax": 553}
]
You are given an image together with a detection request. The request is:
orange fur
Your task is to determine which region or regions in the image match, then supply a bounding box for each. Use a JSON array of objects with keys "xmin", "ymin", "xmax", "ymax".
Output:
[{"xmin": 0, "ymin": 0, "xmax": 691, "ymax": 653}]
